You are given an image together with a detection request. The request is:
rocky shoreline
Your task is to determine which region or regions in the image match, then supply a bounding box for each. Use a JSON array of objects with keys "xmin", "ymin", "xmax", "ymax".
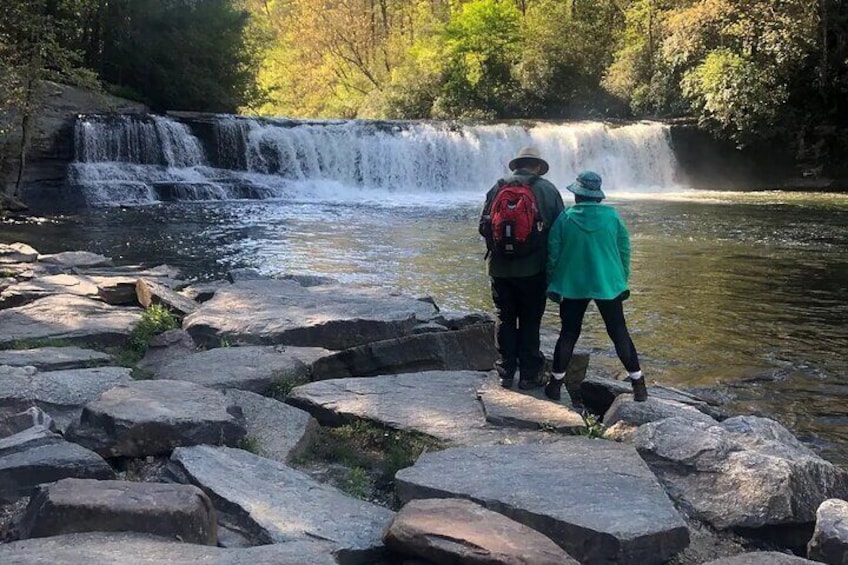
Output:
[{"xmin": 0, "ymin": 240, "xmax": 846, "ymax": 564}]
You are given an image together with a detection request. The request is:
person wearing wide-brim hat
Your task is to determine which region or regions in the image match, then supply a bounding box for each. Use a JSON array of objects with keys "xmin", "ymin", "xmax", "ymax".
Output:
[
  {"xmin": 545, "ymin": 170, "xmax": 648, "ymax": 405},
  {"xmin": 478, "ymin": 146, "xmax": 564, "ymax": 390}
]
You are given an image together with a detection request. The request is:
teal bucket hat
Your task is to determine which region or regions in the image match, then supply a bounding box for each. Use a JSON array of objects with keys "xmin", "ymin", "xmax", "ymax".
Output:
[{"xmin": 566, "ymin": 171, "xmax": 605, "ymax": 200}]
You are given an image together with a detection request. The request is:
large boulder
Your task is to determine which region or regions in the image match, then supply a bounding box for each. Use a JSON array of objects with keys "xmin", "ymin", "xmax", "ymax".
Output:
[
  {"xmin": 476, "ymin": 378, "xmax": 585, "ymax": 433},
  {"xmin": 634, "ymin": 416, "xmax": 848, "ymax": 530},
  {"xmin": 0, "ymin": 365, "xmax": 132, "ymax": 430},
  {"xmin": 19, "ymin": 478, "xmax": 215, "ymax": 544},
  {"xmin": 395, "ymin": 440, "xmax": 689, "ymax": 565},
  {"xmin": 310, "ymin": 325, "xmax": 496, "ymax": 380},
  {"xmin": 150, "ymin": 345, "xmax": 328, "ymax": 394},
  {"xmin": 136, "ymin": 278, "xmax": 198, "ymax": 317},
  {"xmin": 384, "ymin": 498, "xmax": 578, "ymax": 565},
  {"xmin": 0, "ymin": 294, "xmax": 142, "ymax": 347},
  {"xmin": 701, "ymin": 552, "xmax": 818, "ymax": 564},
  {"xmin": 807, "ymin": 498, "xmax": 848, "ymax": 564},
  {"xmin": 38, "ymin": 251, "xmax": 112, "ymax": 269},
  {"xmin": 0, "ymin": 242, "xmax": 39, "ymax": 264},
  {"xmin": 604, "ymin": 395, "xmax": 717, "ymax": 428},
  {"xmin": 183, "ymin": 280, "xmax": 438, "ymax": 349},
  {"xmin": 0, "ymin": 532, "xmax": 340, "ymax": 565},
  {"xmin": 0, "ymin": 274, "xmax": 99, "ymax": 309},
  {"xmin": 67, "ymin": 380, "xmax": 246, "ymax": 458},
  {"xmin": 0, "ymin": 346, "xmax": 113, "ymax": 371},
  {"xmin": 167, "ymin": 445, "xmax": 393, "ymax": 563},
  {"xmin": 581, "ymin": 375, "xmax": 723, "ymax": 419}
]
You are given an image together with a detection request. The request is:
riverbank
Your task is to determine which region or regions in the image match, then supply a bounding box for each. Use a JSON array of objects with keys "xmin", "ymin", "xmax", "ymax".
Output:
[{"xmin": 0, "ymin": 240, "xmax": 846, "ymax": 564}]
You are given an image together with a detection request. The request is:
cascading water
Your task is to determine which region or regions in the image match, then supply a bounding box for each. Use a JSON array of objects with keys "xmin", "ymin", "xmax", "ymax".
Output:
[{"xmin": 71, "ymin": 114, "xmax": 684, "ymax": 206}]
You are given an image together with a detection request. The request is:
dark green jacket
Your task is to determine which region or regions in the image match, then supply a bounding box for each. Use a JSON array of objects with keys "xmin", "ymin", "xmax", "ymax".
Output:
[{"xmin": 480, "ymin": 170, "xmax": 565, "ymax": 278}]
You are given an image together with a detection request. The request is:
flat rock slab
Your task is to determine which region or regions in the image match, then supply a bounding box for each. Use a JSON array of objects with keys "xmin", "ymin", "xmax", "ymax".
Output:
[
  {"xmin": 0, "ymin": 274, "xmax": 100, "ymax": 309},
  {"xmin": 183, "ymin": 280, "xmax": 438, "ymax": 349},
  {"xmin": 310, "ymin": 325, "xmax": 496, "ymax": 380},
  {"xmin": 0, "ymin": 440, "xmax": 114, "ymax": 502},
  {"xmin": 701, "ymin": 552, "xmax": 818, "ymax": 564},
  {"xmin": 224, "ymin": 389, "xmax": 317, "ymax": 463},
  {"xmin": 635, "ymin": 416, "xmax": 848, "ymax": 530},
  {"xmin": 67, "ymin": 380, "xmax": 246, "ymax": 457},
  {"xmin": 0, "ymin": 242, "xmax": 39, "ymax": 264},
  {"xmin": 151, "ymin": 345, "xmax": 328, "ymax": 394},
  {"xmin": 0, "ymin": 366, "xmax": 132, "ymax": 431},
  {"xmin": 20, "ymin": 478, "xmax": 216, "ymax": 544},
  {"xmin": 38, "ymin": 251, "xmax": 112, "ymax": 268},
  {"xmin": 287, "ymin": 371, "xmax": 559, "ymax": 446},
  {"xmin": 385, "ymin": 498, "xmax": 578, "ymax": 565},
  {"xmin": 395, "ymin": 440, "xmax": 690, "ymax": 565},
  {"xmin": 604, "ymin": 395, "xmax": 717, "ymax": 428},
  {"xmin": 136, "ymin": 277, "xmax": 198, "ymax": 316},
  {"xmin": 477, "ymin": 378, "xmax": 585, "ymax": 433},
  {"xmin": 0, "ymin": 346, "xmax": 113, "ymax": 371},
  {"xmin": 0, "ymin": 407, "xmax": 55, "ymax": 438},
  {"xmin": 581, "ymin": 375, "xmax": 725, "ymax": 419},
  {"xmin": 0, "ymin": 532, "xmax": 340, "ymax": 565},
  {"xmin": 0, "ymin": 294, "xmax": 142, "ymax": 348},
  {"xmin": 167, "ymin": 445, "xmax": 392, "ymax": 562},
  {"xmin": 179, "ymin": 280, "xmax": 230, "ymax": 303},
  {"xmin": 137, "ymin": 329, "xmax": 197, "ymax": 373},
  {"xmin": 807, "ymin": 498, "xmax": 848, "ymax": 564}
]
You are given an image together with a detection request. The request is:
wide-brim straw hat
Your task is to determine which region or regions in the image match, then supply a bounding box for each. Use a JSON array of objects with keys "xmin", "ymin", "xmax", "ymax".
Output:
[
  {"xmin": 508, "ymin": 146, "xmax": 549, "ymax": 176},
  {"xmin": 566, "ymin": 170, "xmax": 606, "ymax": 199}
]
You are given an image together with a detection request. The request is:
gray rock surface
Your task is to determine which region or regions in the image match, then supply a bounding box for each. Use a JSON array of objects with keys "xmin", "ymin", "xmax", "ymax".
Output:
[
  {"xmin": 224, "ymin": 389, "xmax": 317, "ymax": 463},
  {"xmin": 477, "ymin": 378, "xmax": 585, "ymax": 433},
  {"xmin": 384, "ymin": 498, "xmax": 578, "ymax": 565},
  {"xmin": 167, "ymin": 445, "xmax": 392, "ymax": 562},
  {"xmin": 183, "ymin": 280, "xmax": 438, "ymax": 349},
  {"xmin": 151, "ymin": 345, "xmax": 327, "ymax": 393},
  {"xmin": 395, "ymin": 440, "xmax": 689, "ymax": 565},
  {"xmin": 38, "ymin": 251, "xmax": 112, "ymax": 268},
  {"xmin": 807, "ymin": 498, "xmax": 848, "ymax": 564},
  {"xmin": 582, "ymin": 375, "xmax": 724, "ymax": 419},
  {"xmin": 226, "ymin": 268, "xmax": 268, "ymax": 283},
  {"xmin": 287, "ymin": 371, "xmax": 558, "ymax": 446},
  {"xmin": 67, "ymin": 380, "xmax": 246, "ymax": 457},
  {"xmin": 93, "ymin": 276, "xmax": 141, "ymax": 305},
  {"xmin": 0, "ymin": 274, "xmax": 99, "ymax": 308},
  {"xmin": 0, "ymin": 294, "xmax": 142, "ymax": 347},
  {"xmin": 0, "ymin": 439, "xmax": 114, "ymax": 502},
  {"xmin": 0, "ymin": 346, "xmax": 113, "ymax": 371},
  {"xmin": 0, "ymin": 407, "xmax": 56, "ymax": 438},
  {"xmin": 0, "ymin": 532, "xmax": 340, "ymax": 564},
  {"xmin": 701, "ymin": 552, "xmax": 818, "ymax": 564},
  {"xmin": 179, "ymin": 280, "xmax": 229, "ymax": 303},
  {"xmin": 136, "ymin": 277, "xmax": 198, "ymax": 316},
  {"xmin": 0, "ymin": 243, "xmax": 38, "ymax": 264},
  {"xmin": 310, "ymin": 325, "xmax": 496, "ymax": 380},
  {"xmin": 136, "ymin": 329, "xmax": 197, "ymax": 372},
  {"xmin": 0, "ymin": 366, "xmax": 132, "ymax": 430},
  {"xmin": 20, "ymin": 478, "xmax": 217, "ymax": 544},
  {"xmin": 0, "ymin": 425, "xmax": 62, "ymax": 456},
  {"xmin": 604, "ymin": 395, "xmax": 717, "ymax": 428},
  {"xmin": 634, "ymin": 416, "xmax": 848, "ymax": 530}
]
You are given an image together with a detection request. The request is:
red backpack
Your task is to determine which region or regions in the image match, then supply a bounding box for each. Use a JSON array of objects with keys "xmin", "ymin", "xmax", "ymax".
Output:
[{"xmin": 480, "ymin": 178, "xmax": 544, "ymax": 257}]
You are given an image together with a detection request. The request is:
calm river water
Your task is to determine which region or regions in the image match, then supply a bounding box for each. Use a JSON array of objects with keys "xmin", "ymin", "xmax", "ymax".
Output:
[{"xmin": 3, "ymin": 190, "xmax": 848, "ymax": 463}]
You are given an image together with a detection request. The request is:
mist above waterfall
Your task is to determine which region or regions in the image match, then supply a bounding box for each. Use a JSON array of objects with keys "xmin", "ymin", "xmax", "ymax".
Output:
[{"xmin": 71, "ymin": 115, "xmax": 684, "ymax": 207}]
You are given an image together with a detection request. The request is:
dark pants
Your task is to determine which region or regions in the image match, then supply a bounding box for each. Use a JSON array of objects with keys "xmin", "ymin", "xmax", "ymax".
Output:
[
  {"xmin": 553, "ymin": 297, "xmax": 641, "ymax": 374},
  {"xmin": 491, "ymin": 273, "xmax": 547, "ymax": 381}
]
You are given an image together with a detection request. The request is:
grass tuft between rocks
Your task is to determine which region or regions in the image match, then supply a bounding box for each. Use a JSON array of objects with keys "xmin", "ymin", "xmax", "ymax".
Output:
[
  {"xmin": 578, "ymin": 413, "xmax": 606, "ymax": 439},
  {"xmin": 292, "ymin": 419, "xmax": 447, "ymax": 508},
  {"xmin": 265, "ymin": 371, "xmax": 311, "ymax": 400}
]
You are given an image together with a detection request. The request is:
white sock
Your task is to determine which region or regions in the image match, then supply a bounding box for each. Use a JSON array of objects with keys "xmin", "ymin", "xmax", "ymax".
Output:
[
  {"xmin": 552, "ymin": 372, "xmax": 566, "ymax": 381},
  {"xmin": 628, "ymin": 370, "xmax": 643, "ymax": 381}
]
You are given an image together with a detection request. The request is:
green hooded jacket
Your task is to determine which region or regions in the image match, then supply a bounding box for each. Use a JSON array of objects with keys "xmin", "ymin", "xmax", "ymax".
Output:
[
  {"xmin": 546, "ymin": 202, "xmax": 631, "ymax": 301},
  {"xmin": 480, "ymin": 170, "xmax": 565, "ymax": 279}
]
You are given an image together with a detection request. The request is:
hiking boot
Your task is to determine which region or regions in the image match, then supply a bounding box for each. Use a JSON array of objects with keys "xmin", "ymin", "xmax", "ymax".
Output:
[
  {"xmin": 544, "ymin": 378, "xmax": 563, "ymax": 400},
  {"xmin": 518, "ymin": 374, "xmax": 545, "ymax": 390},
  {"xmin": 631, "ymin": 376, "xmax": 648, "ymax": 402}
]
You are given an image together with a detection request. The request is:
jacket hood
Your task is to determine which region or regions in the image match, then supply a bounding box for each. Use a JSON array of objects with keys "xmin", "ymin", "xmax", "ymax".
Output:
[{"xmin": 566, "ymin": 203, "xmax": 617, "ymax": 232}]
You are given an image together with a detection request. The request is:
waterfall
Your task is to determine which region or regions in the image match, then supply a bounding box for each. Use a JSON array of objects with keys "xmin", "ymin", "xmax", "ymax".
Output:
[{"xmin": 71, "ymin": 115, "xmax": 684, "ymax": 206}]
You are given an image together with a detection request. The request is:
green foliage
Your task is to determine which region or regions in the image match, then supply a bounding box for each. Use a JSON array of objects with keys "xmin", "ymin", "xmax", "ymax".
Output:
[
  {"xmin": 238, "ymin": 436, "xmax": 263, "ymax": 455},
  {"xmin": 128, "ymin": 304, "xmax": 179, "ymax": 358},
  {"xmin": 341, "ymin": 467, "xmax": 373, "ymax": 500},
  {"xmin": 578, "ymin": 413, "xmax": 606, "ymax": 439},
  {"xmin": 265, "ymin": 371, "xmax": 310, "ymax": 400}
]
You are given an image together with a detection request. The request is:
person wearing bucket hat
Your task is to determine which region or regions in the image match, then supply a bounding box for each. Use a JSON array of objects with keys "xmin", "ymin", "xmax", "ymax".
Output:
[
  {"xmin": 545, "ymin": 171, "xmax": 648, "ymax": 404},
  {"xmin": 479, "ymin": 146, "xmax": 564, "ymax": 390}
]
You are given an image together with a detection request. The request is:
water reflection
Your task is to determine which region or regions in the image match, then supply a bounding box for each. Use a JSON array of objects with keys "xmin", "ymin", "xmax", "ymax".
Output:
[{"xmin": 2, "ymin": 191, "xmax": 847, "ymax": 463}]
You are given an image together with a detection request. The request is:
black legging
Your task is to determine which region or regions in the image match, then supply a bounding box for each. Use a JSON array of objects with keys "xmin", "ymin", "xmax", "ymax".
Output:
[{"xmin": 552, "ymin": 297, "xmax": 641, "ymax": 374}]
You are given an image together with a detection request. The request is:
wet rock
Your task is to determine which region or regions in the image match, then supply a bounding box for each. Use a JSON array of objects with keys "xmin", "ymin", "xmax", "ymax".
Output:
[
  {"xmin": 581, "ymin": 375, "xmax": 724, "ymax": 419},
  {"xmin": 807, "ymin": 498, "xmax": 848, "ymax": 564},
  {"xmin": 280, "ymin": 273, "xmax": 338, "ymax": 287},
  {"xmin": 429, "ymin": 310, "xmax": 493, "ymax": 330},
  {"xmin": 0, "ymin": 274, "xmax": 99, "ymax": 309},
  {"xmin": 226, "ymin": 268, "xmax": 267, "ymax": 283},
  {"xmin": 179, "ymin": 280, "xmax": 229, "ymax": 303},
  {"xmin": 0, "ymin": 532, "xmax": 340, "ymax": 564},
  {"xmin": 287, "ymin": 371, "xmax": 557, "ymax": 446},
  {"xmin": 150, "ymin": 345, "xmax": 327, "ymax": 393},
  {"xmin": 0, "ymin": 366, "xmax": 132, "ymax": 431},
  {"xmin": 701, "ymin": 552, "xmax": 818, "ymax": 564},
  {"xmin": 0, "ymin": 440, "xmax": 114, "ymax": 502},
  {"xmin": 224, "ymin": 389, "xmax": 317, "ymax": 463},
  {"xmin": 476, "ymin": 378, "xmax": 584, "ymax": 433},
  {"xmin": 19, "ymin": 478, "xmax": 216, "ymax": 544},
  {"xmin": 136, "ymin": 277, "xmax": 198, "ymax": 317},
  {"xmin": 0, "ymin": 346, "xmax": 113, "ymax": 372},
  {"xmin": 634, "ymin": 416, "xmax": 848, "ymax": 530},
  {"xmin": 0, "ymin": 408, "xmax": 56, "ymax": 438},
  {"xmin": 136, "ymin": 329, "xmax": 197, "ymax": 373},
  {"xmin": 0, "ymin": 243, "xmax": 39, "ymax": 264},
  {"xmin": 38, "ymin": 251, "xmax": 112, "ymax": 269},
  {"xmin": 167, "ymin": 445, "xmax": 392, "ymax": 562},
  {"xmin": 310, "ymin": 325, "xmax": 496, "ymax": 380},
  {"xmin": 384, "ymin": 498, "xmax": 578, "ymax": 565},
  {"xmin": 0, "ymin": 294, "xmax": 142, "ymax": 348},
  {"xmin": 395, "ymin": 440, "xmax": 689, "ymax": 565},
  {"xmin": 66, "ymin": 380, "xmax": 246, "ymax": 458},
  {"xmin": 604, "ymin": 395, "xmax": 717, "ymax": 428},
  {"xmin": 183, "ymin": 280, "xmax": 438, "ymax": 350}
]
